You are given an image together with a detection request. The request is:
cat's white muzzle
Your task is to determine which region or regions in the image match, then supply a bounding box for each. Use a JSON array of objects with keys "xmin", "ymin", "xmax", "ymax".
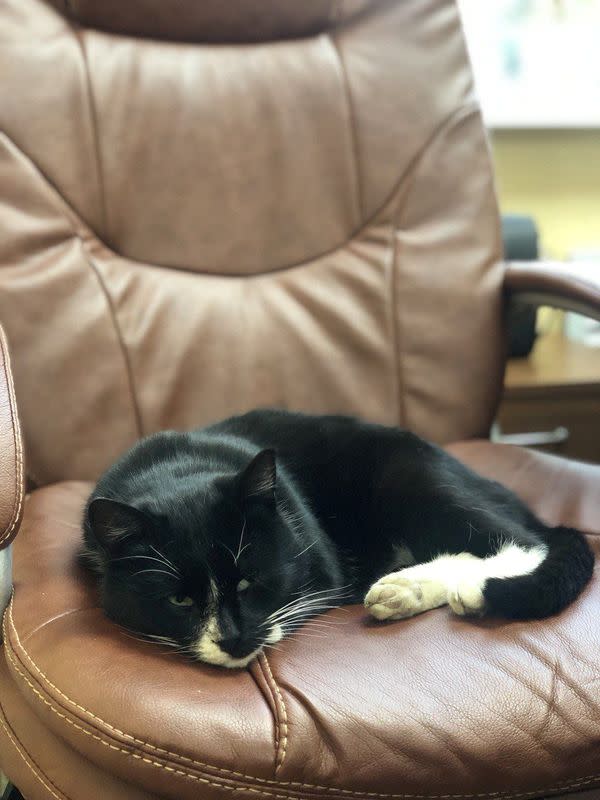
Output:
[{"xmin": 191, "ymin": 619, "xmax": 283, "ymax": 668}]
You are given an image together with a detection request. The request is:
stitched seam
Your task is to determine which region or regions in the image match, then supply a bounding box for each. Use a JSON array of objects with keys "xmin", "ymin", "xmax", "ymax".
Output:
[
  {"xmin": 71, "ymin": 21, "xmax": 110, "ymax": 239},
  {"xmin": 478, "ymin": 109, "xmax": 505, "ymax": 435},
  {"xmin": 328, "ymin": 32, "xmax": 363, "ymax": 223},
  {"xmin": 0, "ymin": 692, "xmax": 68, "ymax": 800},
  {"xmin": 386, "ymin": 102, "xmax": 489, "ymax": 430},
  {"xmin": 5, "ymin": 632, "xmax": 600, "ymax": 800},
  {"xmin": 0, "ymin": 134, "xmax": 143, "ymax": 444},
  {"xmin": 0, "ymin": 132, "xmax": 88, "ymax": 239},
  {"xmin": 81, "ymin": 242, "xmax": 144, "ymax": 438},
  {"xmin": 0, "ymin": 327, "xmax": 24, "ymax": 546},
  {"xmin": 259, "ymin": 653, "xmax": 288, "ymax": 774},
  {"xmin": 9, "ymin": 600, "xmax": 252, "ymax": 767},
  {"xmin": 7, "ymin": 602, "xmax": 305, "ymax": 791},
  {"xmin": 3, "ymin": 638, "xmax": 297, "ymax": 800},
  {"xmin": 257, "ymin": 657, "xmax": 280, "ymax": 769},
  {"xmin": 389, "ymin": 223, "xmax": 406, "ymax": 428},
  {"xmin": 6, "ymin": 605, "xmax": 600, "ymax": 800}
]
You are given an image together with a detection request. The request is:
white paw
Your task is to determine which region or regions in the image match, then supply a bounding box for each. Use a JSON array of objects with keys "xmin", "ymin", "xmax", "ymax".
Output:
[
  {"xmin": 365, "ymin": 573, "xmax": 446, "ymax": 620},
  {"xmin": 365, "ymin": 576, "xmax": 424, "ymax": 620},
  {"xmin": 448, "ymin": 580, "xmax": 486, "ymax": 617}
]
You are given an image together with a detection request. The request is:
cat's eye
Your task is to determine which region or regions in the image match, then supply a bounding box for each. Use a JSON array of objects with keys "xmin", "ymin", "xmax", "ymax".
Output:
[
  {"xmin": 168, "ymin": 594, "xmax": 194, "ymax": 607},
  {"xmin": 237, "ymin": 578, "xmax": 251, "ymax": 593}
]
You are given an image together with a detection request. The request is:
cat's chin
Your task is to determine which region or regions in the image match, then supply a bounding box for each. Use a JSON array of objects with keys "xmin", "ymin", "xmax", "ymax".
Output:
[
  {"xmin": 195, "ymin": 646, "xmax": 263, "ymax": 669},
  {"xmin": 191, "ymin": 623, "xmax": 283, "ymax": 669}
]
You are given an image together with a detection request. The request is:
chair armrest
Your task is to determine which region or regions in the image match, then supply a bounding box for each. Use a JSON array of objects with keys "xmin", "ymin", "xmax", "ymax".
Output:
[
  {"xmin": 0, "ymin": 325, "xmax": 24, "ymax": 550},
  {"xmin": 505, "ymin": 260, "xmax": 600, "ymax": 322}
]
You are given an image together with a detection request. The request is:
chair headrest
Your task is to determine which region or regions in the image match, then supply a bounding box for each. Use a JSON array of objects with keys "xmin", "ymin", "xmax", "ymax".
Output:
[{"xmin": 47, "ymin": 0, "xmax": 373, "ymax": 43}]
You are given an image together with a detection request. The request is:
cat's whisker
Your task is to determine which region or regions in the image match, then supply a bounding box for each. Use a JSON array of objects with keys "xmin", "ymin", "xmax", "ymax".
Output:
[
  {"xmin": 120, "ymin": 632, "xmax": 152, "ymax": 645},
  {"xmin": 281, "ymin": 617, "xmax": 328, "ymax": 630},
  {"xmin": 110, "ymin": 554, "xmax": 180, "ymax": 577},
  {"xmin": 234, "ymin": 517, "xmax": 248, "ymax": 565},
  {"xmin": 237, "ymin": 542, "xmax": 251, "ymax": 561},
  {"xmin": 276, "ymin": 611, "xmax": 350, "ymax": 631},
  {"xmin": 270, "ymin": 603, "xmax": 346, "ymax": 619},
  {"xmin": 266, "ymin": 586, "xmax": 339, "ymax": 615},
  {"xmin": 265, "ymin": 586, "xmax": 353, "ymax": 622},
  {"xmin": 284, "ymin": 631, "xmax": 327, "ymax": 643},
  {"xmin": 299, "ymin": 611, "xmax": 350, "ymax": 621},
  {"xmin": 291, "ymin": 580, "xmax": 317, "ymax": 596},
  {"xmin": 145, "ymin": 634, "xmax": 179, "ymax": 645},
  {"xmin": 263, "ymin": 643, "xmax": 283, "ymax": 653},
  {"xmin": 221, "ymin": 537, "xmax": 252, "ymax": 569},
  {"xmin": 220, "ymin": 543, "xmax": 238, "ymax": 563},
  {"xmin": 144, "ymin": 636, "xmax": 194, "ymax": 656},
  {"xmin": 267, "ymin": 615, "xmax": 335, "ymax": 633},
  {"xmin": 264, "ymin": 584, "xmax": 350, "ymax": 636},
  {"xmin": 299, "ymin": 584, "xmax": 353, "ymax": 600},
  {"xmin": 120, "ymin": 631, "xmax": 189, "ymax": 655},
  {"xmin": 292, "ymin": 619, "xmax": 347, "ymax": 630},
  {"xmin": 267, "ymin": 599, "xmax": 351, "ymax": 624},
  {"xmin": 304, "ymin": 622, "xmax": 348, "ymax": 631},
  {"xmin": 267, "ymin": 609, "xmax": 344, "ymax": 628},
  {"xmin": 282, "ymin": 616, "xmax": 340, "ymax": 631},
  {"xmin": 54, "ymin": 520, "xmax": 83, "ymax": 530},
  {"xmin": 294, "ymin": 540, "xmax": 317, "ymax": 559},
  {"xmin": 148, "ymin": 545, "xmax": 181, "ymax": 576},
  {"xmin": 290, "ymin": 582, "xmax": 353, "ymax": 601},
  {"xmin": 267, "ymin": 610, "xmax": 334, "ymax": 627},
  {"xmin": 130, "ymin": 568, "xmax": 180, "ymax": 579}
]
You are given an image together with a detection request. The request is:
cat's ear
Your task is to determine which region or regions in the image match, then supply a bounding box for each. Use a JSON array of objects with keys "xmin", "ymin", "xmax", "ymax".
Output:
[
  {"xmin": 239, "ymin": 449, "xmax": 276, "ymax": 504},
  {"xmin": 87, "ymin": 497, "xmax": 148, "ymax": 552}
]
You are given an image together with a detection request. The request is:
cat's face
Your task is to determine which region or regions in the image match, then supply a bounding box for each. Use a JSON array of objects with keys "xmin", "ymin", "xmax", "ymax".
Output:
[{"xmin": 85, "ymin": 451, "xmax": 316, "ymax": 668}]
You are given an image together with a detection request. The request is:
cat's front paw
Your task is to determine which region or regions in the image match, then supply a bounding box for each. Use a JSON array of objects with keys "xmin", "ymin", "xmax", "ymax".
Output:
[
  {"xmin": 364, "ymin": 574, "xmax": 427, "ymax": 620},
  {"xmin": 448, "ymin": 580, "xmax": 485, "ymax": 617}
]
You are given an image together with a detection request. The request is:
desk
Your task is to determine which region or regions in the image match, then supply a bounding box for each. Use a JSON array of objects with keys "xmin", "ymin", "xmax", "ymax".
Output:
[{"xmin": 498, "ymin": 333, "xmax": 600, "ymax": 463}]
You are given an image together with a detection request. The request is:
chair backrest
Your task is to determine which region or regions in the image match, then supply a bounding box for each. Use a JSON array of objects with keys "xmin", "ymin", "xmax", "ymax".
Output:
[{"xmin": 0, "ymin": 0, "xmax": 504, "ymax": 485}]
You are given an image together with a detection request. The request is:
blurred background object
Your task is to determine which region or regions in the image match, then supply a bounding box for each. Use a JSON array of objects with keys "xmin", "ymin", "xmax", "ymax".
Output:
[
  {"xmin": 459, "ymin": 0, "xmax": 600, "ymax": 461},
  {"xmin": 460, "ymin": 0, "xmax": 600, "ymax": 272},
  {"xmin": 458, "ymin": 0, "xmax": 600, "ymax": 129},
  {"xmin": 501, "ymin": 214, "xmax": 539, "ymax": 357}
]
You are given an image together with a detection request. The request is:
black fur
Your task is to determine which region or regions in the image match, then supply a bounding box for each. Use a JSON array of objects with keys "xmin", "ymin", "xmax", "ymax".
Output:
[{"xmin": 82, "ymin": 409, "xmax": 594, "ymax": 665}]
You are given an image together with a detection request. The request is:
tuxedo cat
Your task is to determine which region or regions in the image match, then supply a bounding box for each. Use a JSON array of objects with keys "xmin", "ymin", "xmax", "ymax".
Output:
[{"xmin": 82, "ymin": 409, "xmax": 594, "ymax": 668}]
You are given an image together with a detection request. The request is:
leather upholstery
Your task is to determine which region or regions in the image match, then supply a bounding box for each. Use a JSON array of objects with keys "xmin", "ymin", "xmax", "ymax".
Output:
[
  {"xmin": 506, "ymin": 260, "xmax": 600, "ymax": 323},
  {"xmin": 46, "ymin": 0, "xmax": 372, "ymax": 43},
  {"xmin": 2, "ymin": 444, "xmax": 600, "ymax": 800},
  {"xmin": 447, "ymin": 441, "xmax": 600, "ymax": 534},
  {"xmin": 0, "ymin": 651, "xmax": 160, "ymax": 800},
  {"xmin": 0, "ymin": 0, "xmax": 504, "ymax": 486},
  {"xmin": 1, "ymin": 2, "xmax": 599, "ymax": 799},
  {"xmin": 0, "ymin": 325, "xmax": 24, "ymax": 549}
]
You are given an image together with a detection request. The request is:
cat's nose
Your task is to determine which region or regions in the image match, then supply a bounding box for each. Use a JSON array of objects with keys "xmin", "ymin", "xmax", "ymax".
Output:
[
  {"xmin": 218, "ymin": 609, "xmax": 257, "ymax": 657},
  {"xmin": 218, "ymin": 634, "xmax": 255, "ymax": 659}
]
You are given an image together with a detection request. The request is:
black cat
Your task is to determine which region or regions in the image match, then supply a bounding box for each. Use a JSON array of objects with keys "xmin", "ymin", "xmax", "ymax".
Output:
[{"xmin": 82, "ymin": 409, "xmax": 594, "ymax": 668}]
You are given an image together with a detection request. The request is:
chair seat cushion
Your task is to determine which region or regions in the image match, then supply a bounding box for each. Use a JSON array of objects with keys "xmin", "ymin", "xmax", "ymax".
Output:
[{"xmin": 2, "ymin": 442, "xmax": 600, "ymax": 800}]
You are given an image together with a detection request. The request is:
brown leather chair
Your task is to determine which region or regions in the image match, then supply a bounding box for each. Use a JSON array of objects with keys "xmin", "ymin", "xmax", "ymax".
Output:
[{"xmin": 1, "ymin": 1, "xmax": 600, "ymax": 798}]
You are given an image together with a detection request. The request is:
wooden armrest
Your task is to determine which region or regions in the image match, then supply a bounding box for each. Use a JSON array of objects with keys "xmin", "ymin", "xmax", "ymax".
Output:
[
  {"xmin": 0, "ymin": 325, "xmax": 24, "ymax": 549},
  {"xmin": 505, "ymin": 260, "xmax": 600, "ymax": 322}
]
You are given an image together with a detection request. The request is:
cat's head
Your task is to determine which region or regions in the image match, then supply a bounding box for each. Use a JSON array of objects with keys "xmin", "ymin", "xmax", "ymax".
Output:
[{"xmin": 84, "ymin": 450, "xmax": 332, "ymax": 668}]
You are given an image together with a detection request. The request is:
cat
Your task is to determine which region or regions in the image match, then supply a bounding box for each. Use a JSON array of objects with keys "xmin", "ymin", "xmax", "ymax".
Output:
[{"xmin": 81, "ymin": 408, "xmax": 594, "ymax": 669}]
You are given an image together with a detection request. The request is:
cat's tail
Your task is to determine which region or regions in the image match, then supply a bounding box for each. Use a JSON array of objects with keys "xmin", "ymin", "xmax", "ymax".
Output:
[{"xmin": 482, "ymin": 526, "xmax": 594, "ymax": 620}]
